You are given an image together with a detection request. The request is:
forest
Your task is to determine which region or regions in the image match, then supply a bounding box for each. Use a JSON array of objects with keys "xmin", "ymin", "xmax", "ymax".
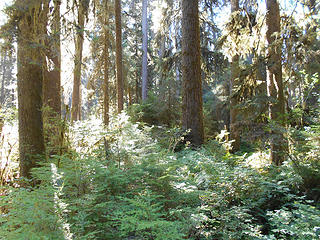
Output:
[{"xmin": 0, "ymin": 0, "xmax": 319, "ymax": 239}]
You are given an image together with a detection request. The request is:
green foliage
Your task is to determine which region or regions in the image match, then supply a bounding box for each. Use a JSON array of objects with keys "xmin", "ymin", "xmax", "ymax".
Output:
[
  {"xmin": 0, "ymin": 166, "xmax": 66, "ymax": 240},
  {"xmin": 1, "ymin": 113, "xmax": 320, "ymax": 239},
  {"xmin": 289, "ymin": 123, "xmax": 320, "ymax": 202},
  {"xmin": 127, "ymin": 93, "xmax": 180, "ymax": 126},
  {"xmin": 266, "ymin": 201, "xmax": 320, "ymax": 240},
  {"xmin": 110, "ymin": 192, "xmax": 185, "ymax": 240}
]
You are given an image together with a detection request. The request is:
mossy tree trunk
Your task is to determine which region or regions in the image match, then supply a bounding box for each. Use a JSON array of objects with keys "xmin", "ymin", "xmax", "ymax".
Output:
[
  {"xmin": 16, "ymin": 0, "xmax": 45, "ymax": 178},
  {"xmin": 181, "ymin": 0, "xmax": 204, "ymax": 147},
  {"xmin": 266, "ymin": 0, "xmax": 287, "ymax": 165}
]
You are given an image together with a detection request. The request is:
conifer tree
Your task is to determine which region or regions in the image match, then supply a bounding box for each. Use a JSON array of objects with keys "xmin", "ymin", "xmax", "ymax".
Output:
[
  {"xmin": 181, "ymin": 0, "xmax": 204, "ymax": 146},
  {"xmin": 115, "ymin": 0, "xmax": 124, "ymax": 113},
  {"xmin": 266, "ymin": 0, "xmax": 287, "ymax": 165},
  {"xmin": 71, "ymin": 0, "xmax": 89, "ymax": 121},
  {"xmin": 16, "ymin": 0, "xmax": 45, "ymax": 178}
]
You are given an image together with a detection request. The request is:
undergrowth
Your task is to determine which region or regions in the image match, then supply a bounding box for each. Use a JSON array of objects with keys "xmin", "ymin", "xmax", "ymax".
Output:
[{"xmin": 0, "ymin": 113, "xmax": 320, "ymax": 239}]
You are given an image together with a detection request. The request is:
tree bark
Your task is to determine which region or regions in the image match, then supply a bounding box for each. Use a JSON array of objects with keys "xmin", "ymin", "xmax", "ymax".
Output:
[
  {"xmin": 43, "ymin": 0, "xmax": 61, "ymax": 116},
  {"xmin": 16, "ymin": 0, "xmax": 45, "ymax": 178},
  {"xmin": 229, "ymin": 0, "xmax": 241, "ymax": 153},
  {"xmin": 266, "ymin": 0, "xmax": 287, "ymax": 165},
  {"xmin": 141, "ymin": 0, "xmax": 148, "ymax": 101},
  {"xmin": 42, "ymin": 0, "xmax": 62, "ymax": 156},
  {"xmin": 0, "ymin": 53, "xmax": 7, "ymax": 106},
  {"xmin": 103, "ymin": 0, "xmax": 110, "ymax": 126},
  {"xmin": 115, "ymin": 0, "xmax": 124, "ymax": 113},
  {"xmin": 181, "ymin": 0, "xmax": 204, "ymax": 146},
  {"xmin": 71, "ymin": 0, "xmax": 86, "ymax": 121}
]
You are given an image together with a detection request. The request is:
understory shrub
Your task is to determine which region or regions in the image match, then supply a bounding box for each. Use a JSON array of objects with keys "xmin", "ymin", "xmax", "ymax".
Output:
[{"xmin": 1, "ymin": 113, "xmax": 320, "ymax": 239}]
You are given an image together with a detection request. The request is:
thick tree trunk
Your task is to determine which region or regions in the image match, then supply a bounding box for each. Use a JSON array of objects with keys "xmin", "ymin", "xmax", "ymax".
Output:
[
  {"xmin": 181, "ymin": 0, "xmax": 204, "ymax": 146},
  {"xmin": 141, "ymin": 0, "xmax": 148, "ymax": 101},
  {"xmin": 17, "ymin": 0, "xmax": 45, "ymax": 178},
  {"xmin": 103, "ymin": 0, "xmax": 110, "ymax": 126},
  {"xmin": 266, "ymin": 0, "xmax": 287, "ymax": 165},
  {"xmin": 115, "ymin": 0, "xmax": 124, "ymax": 113},
  {"xmin": 230, "ymin": 0, "xmax": 240, "ymax": 153},
  {"xmin": 71, "ymin": 0, "xmax": 86, "ymax": 121}
]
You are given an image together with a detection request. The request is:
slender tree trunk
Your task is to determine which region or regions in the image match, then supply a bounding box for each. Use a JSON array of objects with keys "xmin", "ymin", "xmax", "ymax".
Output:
[
  {"xmin": 16, "ymin": 0, "xmax": 45, "ymax": 178},
  {"xmin": 115, "ymin": 0, "xmax": 123, "ymax": 113},
  {"xmin": 133, "ymin": 0, "xmax": 140, "ymax": 103},
  {"xmin": 230, "ymin": 0, "xmax": 240, "ymax": 153},
  {"xmin": 175, "ymin": 31, "xmax": 180, "ymax": 99},
  {"xmin": 266, "ymin": 0, "xmax": 287, "ymax": 165},
  {"xmin": 181, "ymin": 0, "xmax": 204, "ymax": 146},
  {"xmin": 71, "ymin": 0, "xmax": 86, "ymax": 121},
  {"xmin": 128, "ymin": 87, "xmax": 133, "ymax": 105},
  {"xmin": 0, "ymin": 53, "xmax": 7, "ymax": 106},
  {"xmin": 103, "ymin": 0, "xmax": 110, "ymax": 126},
  {"xmin": 141, "ymin": 0, "xmax": 148, "ymax": 101},
  {"xmin": 135, "ymin": 35, "xmax": 140, "ymax": 103},
  {"xmin": 158, "ymin": 37, "xmax": 166, "ymax": 99}
]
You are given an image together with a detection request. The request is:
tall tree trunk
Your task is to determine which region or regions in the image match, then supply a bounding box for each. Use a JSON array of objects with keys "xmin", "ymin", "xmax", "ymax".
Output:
[
  {"xmin": 135, "ymin": 36, "xmax": 140, "ymax": 103},
  {"xmin": 115, "ymin": 0, "xmax": 123, "ymax": 113},
  {"xmin": 266, "ymin": 0, "xmax": 287, "ymax": 165},
  {"xmin": 175, "ymin": 30, "xmax": 180, "ymax": 99},
  {"xmin": 141, "ymin": 0, "xmax": 148, "ymax": 101},
  {"xmin": 43, "ymin": 0, "xmax": 61, "ymax": 116},
  {"xmin": 181, "ymin": 0, "xmax": 204, "ymax": 146},
  {"xmin": 16, "ymin": 0, "xmax": 45, "ymax": 178},
  {"xmin": 43, "ymin": 0, "xmax": 62, "ymax": 155},
  {"xmin": 71, "ymin": 0, "xmax": 86, "ymax": 121},
  {"xmin": 103, "ymin": 0, "xmax": 110, "ymax": 126},
  {"xmin": 0, "ymin": 53, "xmax": 6, "ymax": 106},
  {"xmin": 229, "ymin": 0, "xmax": 241, "ymax": 153}
]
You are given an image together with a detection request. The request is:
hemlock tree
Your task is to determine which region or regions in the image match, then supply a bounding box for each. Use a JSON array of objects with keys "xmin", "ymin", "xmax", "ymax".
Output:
[
  {"xmin": 16, "ymin": 0, "xmax": 45, "ymax": 178},
  {"xmin": 141, "ymin": 0, "xmax": 148, "ymax": 101},
  {"xmin": 181, "ymin": 0, "xmax": 204, "ymax": 146},
  {"xmin": 229, "ymin": 0, "xmax": 241, "ymax": 152},
  {"xmin": 266, "ymin": 0, "xmax": 287, "ymax": 165},
  {"xmin": 115, "ymin": 0, "xmax": 124, "ymax": 113}
]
